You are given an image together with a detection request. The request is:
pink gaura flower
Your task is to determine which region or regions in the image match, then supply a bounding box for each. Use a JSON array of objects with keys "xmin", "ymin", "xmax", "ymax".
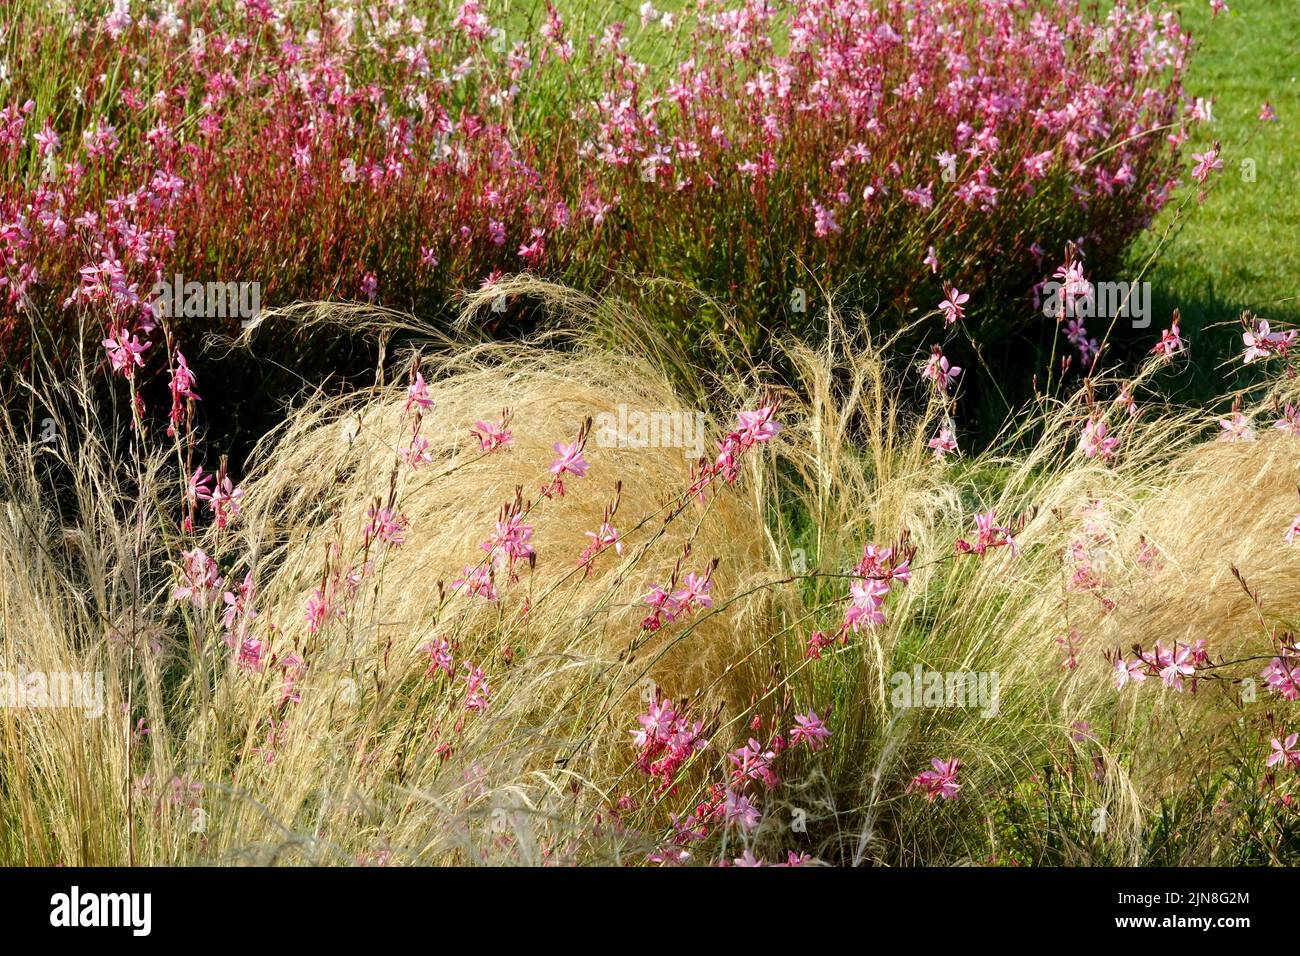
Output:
[
  {"xmin": 631, "ymin": 695, "xmax": 678, "ymax": 749},
  {"xmin": 1262, "ymin": 656, "xmax": 1300, "ymax": 701},
  {"xmin": 1189, "ymin": 145, "xmax": 1223, "ymax": 185},
  {"xmin": 843, "ymin": 578, "xmax": 888, "ymax": 633},
  {"xmin": 671, "ymin": 570, "xmax": 714, "ymax": 614},
  {"xmin": 1273, "ymin": 405, "xmax": 1300, "ymax": 436},
  {"xmin": 1286, "ymin": 514, "xmax": 1300, "ymax": 545},
  {"xmin": 166, "ymin": 351, "xmax": 200, "ymax": 436},
  {"xmin": 735, "ymin": 407, "xmax": 781, "ymax": 446},
  {"xmin": 911, "ymin": 758, "xmax": 962, "ymax": 801},
  {"xmin": 1024, "ymin": 150, "xmax": 1054, "ymax": 179},
  {"xmin": 304, "ymin": 587, "xmax": 339, "ymax": 634},
  {"xmin": 789, "ymin": 710, "xmax": 831, "ymax": 751},
  {"xmin": 1079, "ymin": 417, "xmax": 1119, "ymax": 462},
  {"xmin": 1114, "ymin": 656, "xmax": 1147, "ymax": 689},
  {"xmin": 1267, "ymin": 733, "xmax": 1299, "ymax": 770},
  {"xmin": 33, "ymin": 120, "xmax": 60, "ymax": 158},
  {"xmin": 453, "ymin": 563, "xmax": 498, "ymax": 601},
  {"xmin": 453, "ymin": 0, "xmax": 492, "ymax": 40},
  {"xmin": 102, "ymin": 327, "xmax": 150, "ymax": 376},
  {"xmin": 543, "ymin": 433, "xmax": 591, "ymax": 498},
  {"xmin": 1217, "ymin": 412, "xmax": 1255, "ymax": 443},
  {"xmin": 208, "ymin": 475, "xmax": 244, "ymax": 529},
  {"xmin": 482, "ymin": 508, "xmax": 534, "ymax": 579},
  {"xmin": 549, "ymin": 440, "xmax": 589, "ymax": 478},
  {"xmin": 923, "ymin": 246, "xmax": 939, "ymax": 274},
  {"xmin": 1060, "ymin": 311, "xmax": 1100, "ymax": 364},
  {"xmin": 463, "ymin": 663, "xmax": 491, "ymax": 712},
  {"xmin": 955, "ymin": 511, "xmax": 1018, "ymax": 558},
  {"xmin": 1159, "ymin": 646, "xmax": 1195, "ymax": 689},
  {"xmin": 901, "ymin": 183, "xmax": 933, "ymax": 209},
  {"xmin": 302, "ymin": 582, "xmax": 343, "ymax": 634},
  {"xmin": 1242, "ymin": 318, "xmax": 1295, "ymax": 364},
  {"xmin": 840, "ymin": 543, "xmax": 912, "ymax": 634},
  {"xmin": 470, "ymin": 411, "xmax": 512, "ymax": 452},
  {"xmin": 186, "ymin": 466, "xmax": 213, "ymax": 506},
  {"xmin": 1259, "ymin": 102, "xmax": 1278, "ymax": 122},
  {"xmin": 686, "ymin": 404, "xmax": 782, "ymax": 500},
  {"xmin": 728, "ymin": 738, "xmax": 779, "ymax": 790},
  {"xmin": 401, "ymin": 433, "xmax": 434, "ymax": 469},
  {"xmin": 928, "ymin": 425, "xmax": 958, "ymax": 460},
  {"xmin": 724, "ymin": 791, "xmax": 762, "ymax": 831},
  {"xmin": 359, "ymin": 270, "xmax": 378, "ymax": 302},
  {"xmin": 805, "ymin": 630, "xmax": 834, "ymax": 660},
  {"xmin": 1124, "ymin": 641, "xmax": 1208, "ymax": 693},
  {"xmin": 811, "ymin": 200, "xmax": 841, "ymax": 238},
  {"xmin": 1114, "ymin": 385, "xmax": 1138, "ymax": 418},
  {"xmin": 1135, "ymin": 536, "xmax": 1163, "ymax": 570},
  {"xmin": 856, "ymin": 544, "xmax": 911, "ymax": 587},
  {"xmin": 630, "ymin": 694, "xmax": 708, "ymax": 793},
  {"xmin": 405, "ymin": 370, "xmax": 434, "ymax": 415},
  {"xmin": 922, "ymin": 347, "xmax": 961, "ymax": 391},
  {"xmin": 938, "ymin": 284, "xmax": 969, "ymax": 326},
  {"xmin": 172, "ymin": 546, "xmax": 223, "ymax": 608},
  {"xmin": 364, "ymin": 505, "xmax": 408, "ymax": 547},
  {"xmin": 278, "ymin": 654, "xmax": 306, "ymax": 705},
  {"xmin": 237, "ymin": 636, "xmax": 266, "ymax": 673},
  {"xmin": 221, "ymin": 572, "xmax": 258, "ymax": 633},
  {"xmin": 422, "ymin": 638, "xmax": 454, "ymax": 677},
  {"xmin": 1150, "ymin": 319, "xmax": 1184, "ymax": 359},
  {"xmin": 518, "ymin": 228, "xmax": 546, "ymax": 263},
  {"xmin": 578, "ymin": 520, "xmax": 622, "ymax": 574},
  {"xmin": 640, "ymin": 583, "xmax": 682, "ymax": 631}
]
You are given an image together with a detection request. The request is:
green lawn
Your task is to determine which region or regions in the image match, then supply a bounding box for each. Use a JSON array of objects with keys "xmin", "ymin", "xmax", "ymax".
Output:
[{"xmin": 1128, "ymin": 0, "xmax": 1300, "ymax": 393}]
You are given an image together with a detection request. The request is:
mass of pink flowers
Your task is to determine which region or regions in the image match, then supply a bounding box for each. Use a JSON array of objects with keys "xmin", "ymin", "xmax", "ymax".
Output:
[{"xmin": 1, "ymin": 0, "xmax": 1195, "ymax": 376}]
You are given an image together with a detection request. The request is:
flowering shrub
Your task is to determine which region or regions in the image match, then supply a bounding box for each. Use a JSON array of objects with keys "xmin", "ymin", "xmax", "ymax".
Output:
[
  {"xmin": 1, "ymin": 0, "xmax": 1194, "ymax": 383},
  {"xmin": 581, "ymin": 0, "xmax": 1193, "ymax": 347}
]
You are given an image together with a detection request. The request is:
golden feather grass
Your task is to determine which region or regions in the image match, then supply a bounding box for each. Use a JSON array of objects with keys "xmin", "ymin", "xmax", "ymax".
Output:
[{"xmin": 0, "ymin": 283, "xmax": 1296, "ymax": 865}]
